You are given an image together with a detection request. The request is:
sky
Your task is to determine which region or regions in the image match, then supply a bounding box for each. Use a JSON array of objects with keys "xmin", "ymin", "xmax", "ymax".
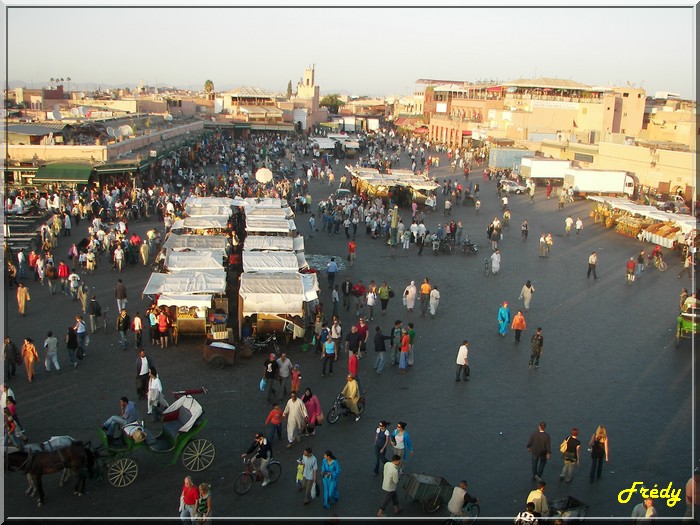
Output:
[{"xmin": 3, "ymin": 4, "xmax": 697, "ymax": 99}]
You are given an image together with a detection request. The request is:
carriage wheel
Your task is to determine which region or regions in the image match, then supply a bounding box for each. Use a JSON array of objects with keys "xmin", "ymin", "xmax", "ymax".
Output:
[
  {"xmin": 107, "ymin": 458, "xmax": 138, "ymax": 487},
  {"xmin": 423, "ymin": 493, "xmax": 441, "ymax": 513},
  {"xmin": 210, "ymin": 356, "xmax": 227, "ymax": 370},
  {"xmin": 182, "ymin": 439, "xmax": 216, "ymax": 472}
]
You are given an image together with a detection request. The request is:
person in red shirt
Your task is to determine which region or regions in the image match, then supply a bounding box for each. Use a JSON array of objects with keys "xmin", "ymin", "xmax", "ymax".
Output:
[
  {"xmin": 356, "ymin": 318, "xmax": 369, "ymax": 358},
  {"xmin": 264, "ymin": 403, "xmax": 284, "ymax": 444},
  {"xmin": 58, "ymin": 260, "xmax": 70, "ymax": 295},
  {"xmin": 348, "ymin": 350, "xmax": 363, "ymax": 393},
  {"xmin": 626, "ymin": 257, "xmax": 636, "ymax": 284},
  {"xmin": 352, "ymin": 281, "xmax": 366, "ymax": 317},
  {"xmin": 399, "ymin": 329, "xmax": 410, "ymax": 374},
  {"xmin": 179, "ymin": 475, "xmax": 199, "ymax": 522},
  {"xmin": 348, "ymin": 238, "xmax": 356, "ymax": 267}
]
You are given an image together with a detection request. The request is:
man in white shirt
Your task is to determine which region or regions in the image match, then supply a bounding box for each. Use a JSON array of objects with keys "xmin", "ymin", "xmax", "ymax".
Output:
[
  {"xmin": 276, "ymin": 353, "xmax": 294, "ymax": 400},
  {"xmin": 43, "ymin": 331, "xmax": 60, "ymax": 372},
  {"xmin": 377, "ymin": 455, "xmax": 402, "ymax": 516},
  {"xmin": 455, "ymin": 340, "xmax": 470, "ymax": 382}
]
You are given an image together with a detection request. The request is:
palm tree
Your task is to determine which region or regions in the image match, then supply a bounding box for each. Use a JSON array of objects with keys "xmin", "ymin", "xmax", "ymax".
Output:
[{"xmin": 204, "ymin": 80, "xmax": 214, "ymax": 94}]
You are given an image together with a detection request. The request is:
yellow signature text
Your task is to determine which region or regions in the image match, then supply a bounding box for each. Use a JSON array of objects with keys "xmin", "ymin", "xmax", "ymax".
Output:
[{"xmin": 618, "ymin": 481, "xmax": 682, "ymax": 508}]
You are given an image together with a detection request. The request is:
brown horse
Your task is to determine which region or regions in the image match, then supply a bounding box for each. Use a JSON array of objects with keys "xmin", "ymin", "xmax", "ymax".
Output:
[{"xmin": 6, "ymin": 441, "xmax": 95, "ymax": 507}]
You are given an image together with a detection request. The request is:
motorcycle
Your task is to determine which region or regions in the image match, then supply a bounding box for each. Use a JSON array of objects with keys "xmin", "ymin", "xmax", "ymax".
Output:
[
  {"xmin": 242, "ymin": 334, "xmax": 279, "ymax": 354},
  {"xmin": 327, "ymin": 394, "xmax": 366, "ymax": 424},
  {"xmin": 432, "ymin": 235, "xmax": 452, "ymax": 255},
  {"xmin": 461, "ymin": 237, "xmax": 478, "ymax": 255}
]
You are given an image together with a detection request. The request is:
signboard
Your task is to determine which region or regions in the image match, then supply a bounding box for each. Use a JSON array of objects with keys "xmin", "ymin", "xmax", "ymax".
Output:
[
  {"xmin": 530, "ymin": 100, "xmax": 579, "ymax": 110},
  {"xmin": 150, "ymin": 150, "xmax": 157, "ymax": 158},
  {"xmin": 436, "ymin": 103, "xmax": 447, "ymax": 113}
]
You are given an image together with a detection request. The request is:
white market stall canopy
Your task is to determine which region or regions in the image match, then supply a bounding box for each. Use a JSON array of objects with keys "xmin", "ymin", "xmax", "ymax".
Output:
[
  {"xmin": 242, "ymin": 251, "xmax": 305, "ymax": 273},
  {"xmin": 171, "ymin": 216, "xmax": 230, "ymax": 231},
  {"xmin": 243, "ymin": 197, "xmax": 291, "ymax": 210},
  {"xmin": 246, "ymin": 206, "xmax": 294, "ymax": 219},
  {"xmin": 347, "ymin": 166, "xmax": 440, "ymax": 192},
  {"xmin": 310, "ymin": 137, "xmax": 338, "ymax": 150},
  {"xmin": 165, "ymin": 251, "xmax": 224, "ymax": 271},
  {"xmin": 143, "ymin": 269, "xmax": 226, "ymax": 296},
  {"xmin": 157, "ymin": 294, "xmax": 213, "ymax": 309},
  {"xmin": 239, "ymin": 272, "xmax": 319, "ymax": 316},
  {"xmin": 163, "ymin": 234, "xmax": 229, "ymax": 252},
  {"xmin": 185, "ymin": 204, "xmax": 233, "ymax": 217},
  {"xmin": 588, "ymin": 196, "xmax": 697, "ymax": 234},
  {"xmin": 245, "ymin": 216, "xmax": 297, "ymax": 235},
  {"xmin": 184, "ymin": 196, "xmax": 237, "ymax": 207},
  {"xmin": 243, "ymin": 235, "xmax": 304, "ymax": 252}
]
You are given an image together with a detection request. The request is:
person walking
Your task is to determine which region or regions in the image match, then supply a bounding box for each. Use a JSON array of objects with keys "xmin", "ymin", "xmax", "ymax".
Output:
[
  {"xmin": 403, "ymin": 281, "xmax": 417, "ymax": 312},
  {"xmin": 564, "ymin": 215, "xmax": 574, "ymax": 236},
  {"xmin": 527, "ymin": 421, "xmax": 551, "ymax": 481},
  {"xmin": 282, "ymin": 390, "xmax": 308, "ymax": 449},
  {"xmin": 636, "ymin": 250, "xmax": 645, "ymax": 280},
  {"xmin": 390, "ymin": 422, "xmax": 414, "ymax": 472},
  {"xmin": 147, "ymin": 367, "xmax": 163, "ymax": 421},
  {"xmin": 135, "ymin": 349, "xmax": 153, "ymax": 400},
  {"xmin": 308, "ymin": 214, "xmax": 316, "ymax": 238},
  {"xmin": 529, "ymin": 327, "xmax": 544, "ymax": 369},
  {"xmin": 43, "ymin": 331, "xmax": 60, "ymax": 373},
  {"xmin": 373, "ymin": 326, "xmax": 392, "ymax": 375},
  {"xmin": 526, "ymin": 480, "xmax": 549, "ymax": 517},
  {"xmin": 377, "ymin": 282, "xmax": 391, "ymax": 317},
  {"xmin": 301, "ymin": 388, "xmax": 322, "ymax": 436},
  {"xmin": 341, "ymin": 277, "xmax": 353, "ymax": 311},
  {"xmin": 587, "ymin": 252, "xmax": 598, "ymax": 280},
  {"xmin": 490, "ymin": 249, "xmax": 501, "ymax": 275},
  {"xmin": 575, "ymin": 217, "xmax": 583, "ymax": 235},
  {"xmin": 194, "ymin": 483, "xmax": 212, "ymax": 524},
  {"xmin": 626, "ymin": 257, "xmax": 636, "ymax": 284},
  {"xmin": 497, "ymin": 302, "xmax": 511, "ymax": 337},
  {"xmin": 559, "ymin": 427, "xmax": 581, "ymax": 483},
  {"xmin": 262, "ymin": 353, "xmax": 279, "ymax": 404},
  {"xmin": 16, "ymin": 283, "xmax": 30, "ymax": 316},
  {"xmin": 511, "ymin": 310, "xmax": 527, "ymax": 344},
  {"xmin": 299, "ymin": 447, "xmax": 318, "ymax": 505},
  {"xmin": 326, "ymin": 257, "xmax": 338, "ymax": 288},
  {"xmin": 373, "ymin": 420, "xmax": 391, "ymax": 475},
  {"xmin": 116, "ymin": 309, "xmax": 131, "ymax": 351},
  {"xmin": 678, "ymin": 252, "xmax": 694, "ymax": 279},
  {"xmin": 65, "ymin": 327, "xmax": 79, "ymax": 367},
  {"xmin": 321, "ymin": 450, "xmax": 341, "ymax": 510},
  {"xmin": 88, "ymin": 296, "xmax": 102, "ymax": 334},
  {"xmin": 4, "ymin": 338, "xmax": 19, "ymax": 382},
  {"xmin": 179, "ymin": 476, "xmax": 199, "ymax": 524},
  {"xmin": 588, "ymin": 425, "xmax": 609, "ymax": 483},
  {"xmin": 519, "ymin": 281, "xmax": 535, "ymax": 311},
  {"xmin": 429, "ymin": 286, "xmax": 440, "ymax": 318},
  {"xmin": 684, "ymin": 467, "xmax": 700, "ymax": 518},
  {"xmin": 115, "ymin": 278, "xmax": 128, "ymax": 312},
  {"xmin": 21, "ymin": 338, "xmax": 39, "ymax": 383},
  {"xmin": 321, "ymin": 335, "xmax": 337, "ymax": 377},
  {"xmin": 455, "ymin": 340, "xmax": 470, "ymax": 382},
  {"xmin": 377, "ymin": 455, "xmax": 402, "ymax": 517},
  {"xmin": 398, "ymin": 329, "xmax": 410, "ymax": 374},
  {"xmin": 276, "ymin": 353, "xmax": 293, "ymax": 400},
  {"xmin": 521, "ymin": 220, "xmax": 529, "ymax": 242},
  {"xmin": 419, "ymin": 278, "xmax": 431, "ymax": 317}
]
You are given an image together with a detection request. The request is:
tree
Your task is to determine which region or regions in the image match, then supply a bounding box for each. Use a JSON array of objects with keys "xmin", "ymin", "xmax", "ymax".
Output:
[
  {"xmin": 286, "ymin": 80, "xmax": 293, "ymax": 99},
  {"xmin": 320, "ymin": 94, "xmax": 342, "ymax": 114},
  {"xmin": 204, "ymin": 80, "xmax": 214, "ymax": 94}
]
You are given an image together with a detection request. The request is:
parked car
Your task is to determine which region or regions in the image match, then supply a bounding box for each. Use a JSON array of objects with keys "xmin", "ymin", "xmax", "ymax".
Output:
[{"xmin": 500, "ymin": 180, "xmax": 528, "ymax": 194}]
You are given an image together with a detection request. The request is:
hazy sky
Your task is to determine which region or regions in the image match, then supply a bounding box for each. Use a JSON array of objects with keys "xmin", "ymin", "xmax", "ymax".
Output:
[{"xmin": 5, "ymin": 5, "xmax": 696, "ymax": 99}]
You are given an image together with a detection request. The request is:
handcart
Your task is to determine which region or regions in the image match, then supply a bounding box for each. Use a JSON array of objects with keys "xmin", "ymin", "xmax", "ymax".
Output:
[
  {"xmin": 403, "ymin": 472, "xmax": 454, "ymax": 513},
  {"xmin": 549, "ymin": 496, "xmax": 589, "ymax": 521}
]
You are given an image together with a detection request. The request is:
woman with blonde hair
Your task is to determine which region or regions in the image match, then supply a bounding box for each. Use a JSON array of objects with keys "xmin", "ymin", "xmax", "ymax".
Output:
[
  {"xmin": 589, "ymin": 425, "xmax": 609, "ymax": 483},
  {"xmin": 195, "ymin": 482, "xmax": 212, "ymax": 523}
]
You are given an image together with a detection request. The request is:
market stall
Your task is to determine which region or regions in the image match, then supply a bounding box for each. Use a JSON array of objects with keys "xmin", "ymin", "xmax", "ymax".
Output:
[
  {"xmin": 171, "ymin": 216, "xmax": 231, "ymax": 235},
  {"xmin": 243, "ymin": 235, "xmax": 304, "ymax": 252},
  {"xmin": 346, "ymin": 166, "xmax": 440, "ymax": 206},
  {"xmin": 237, "ymin": 272, "xmax": 319, "ymax": 339},
  {"xmin": 246, "ymin": 207, "xmax": 295, "ymax": 219},
  {"xmin": 162, "ymin": 234, "xmax": 230, "ymax": 252},
  {"xmin": 242, "ymin": 251, "xmax": 306, "ymax": 273},
  {"xmin": 164, "ymin": 250, "xmax": 225, "ymax": 272},
  {"xmin": 143, "ymin": 269, "xmax": 228, "ymax": 338},
  {"xmin": 185, "ymin": 204, "xmax": 233, "ymax": 218},
  {"xmin": 244, "ymin": 216, "xmax": 296, "ymax": 237}
]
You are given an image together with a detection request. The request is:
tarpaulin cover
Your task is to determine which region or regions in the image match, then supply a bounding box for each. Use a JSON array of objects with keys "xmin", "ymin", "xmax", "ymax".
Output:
[
  {"xmin": 243, "ymin": 197, "xmax": 290, "ymax": 210},
  {"xmin": 172, "ymin": 216, "xmax": 230, "ymax": 230},
  {"xmin": 243, "ymin": 235, "xmax": 295, "ymax": 251},
  {"xmin": 185, "ymin": 204, "xmax": 233, "ymax": 217},
  {"xmin": 184, "ymin": 196, "xmax": 237, "ymax": 207},
  {"xmin": 165, "ymin": 251, "xmax": 224, "ymax": 271},
  {"xmin": 163, "ymin": 234, "xmax": 229, "ymax": 252},
  {"xmin": 245, "ymin": 216, "xmax": 296, "ymax": 234},
  {"xmin": 157, "ymin": 294, "xmax": 213, "ymax": 309},
  {"xmin": 239, "ymin": 273, "xmax": 319, "ymax": 316},
  {"xmin": 246, "ymin": 207, "xmax": 294, "ymax": 219},
  {"xmin": 242, "ymin": 251, "xmax": 302, "ymax": 273},
  {"xmin": 143, "ymin": 269, "xmax": 226, "ymax": 296}
]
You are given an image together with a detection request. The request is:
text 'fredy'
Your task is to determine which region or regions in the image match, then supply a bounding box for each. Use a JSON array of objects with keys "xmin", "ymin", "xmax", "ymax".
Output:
[{"xmin": 618, "ymin": 482, "xmax": 682, "ymax": 507}]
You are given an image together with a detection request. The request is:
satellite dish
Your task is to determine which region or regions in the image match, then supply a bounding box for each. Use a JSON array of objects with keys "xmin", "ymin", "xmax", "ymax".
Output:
[
  {"xmin": 79, "ymin": 106, "xmax": 87, "ymax": 116},
  {"xmin": 106, "ymin": 127, "xmax": 115, "ymax": 137},
  {"xmin": 53, "ymin": 104, "xmax": 60, "ymax": 111},
  {"xmin": 52, "ymin": 109, "xmax": 63, "ymax": 121},
  {"xmin": 163, "ymin": 114, "xmax": 173, "ymax": 121},
  {"xmin": 78, "ymin": 92, "xmax": 85, "ymax": 99},
  {"xmin": 70, "ymin": 108, "xmax": 80, "ymax": 117},
  {"xmin": 123, "ymin": 125, "xmax": 134, "ymax": 136}
]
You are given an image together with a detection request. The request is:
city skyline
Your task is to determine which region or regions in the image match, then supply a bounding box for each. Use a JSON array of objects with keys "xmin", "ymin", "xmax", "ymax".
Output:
[{"xmin": 4, "ymin": 4, "xmax": 697, "ymax": 99}]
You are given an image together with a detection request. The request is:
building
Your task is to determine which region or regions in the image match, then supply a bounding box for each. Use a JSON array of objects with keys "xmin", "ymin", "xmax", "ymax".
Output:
[
  {"xmin": 217, "ymin": 87, "xmax": 284, "ymax": 123},
  {"xmin": 281, "ymin": 66, "xmax": 328, "ymax": 133}
]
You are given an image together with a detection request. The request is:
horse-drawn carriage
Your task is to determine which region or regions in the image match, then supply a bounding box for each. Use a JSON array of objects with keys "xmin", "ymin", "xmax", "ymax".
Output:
[{"xmin": 94, "ymin": 389, "xmax": 215, "ymax": 487}]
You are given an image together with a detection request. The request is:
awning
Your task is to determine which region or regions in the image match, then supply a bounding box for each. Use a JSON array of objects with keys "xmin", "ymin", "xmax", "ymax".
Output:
[
  {"xmin": 34, "ymin": 163, "xmax": 94, "ymax": 183},
  {"xmin": 162, "ymin": 234, "xmax": 230, "ymax": 252},
  {"xmin": 157, "ymin": 294, "xmax": 213, "ymax": 309},
  {"xmin": 413, "ymin": 127, "xmax": 429, "ymax": 134},
  {"xmin": 242, "ymin": 251, "xmax": 303, "ymax": 273},
  {"xmin": 239, "ymin": 272, "xmax": 319, "ymax": 316},
  {"xmin": 165, "ymin": 251, "xmax": 224, "ymax": 271},
  {"xmin": 143, "ymin": 269, "xmax": 226, "ymax": 296},
  {"xmin": 462, "ymin": 130, "xmax": 472, "ymax": 136},
  {"xmin": 171, "ymin": 216, "xmax": 230, "ymax": 231},
  {"xmin": 486, "ymin": 86, "xmax": 503, "ymax": 92}
]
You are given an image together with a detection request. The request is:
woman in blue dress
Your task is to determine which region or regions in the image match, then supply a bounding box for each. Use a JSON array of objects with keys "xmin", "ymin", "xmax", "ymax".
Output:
[
  {"xmin": 321, "ymin": 450, "xmax": 341, "ymax": 510},
  {"xmin": 497, "ymin": 302, "xmax": 511, "ymax": 336}
]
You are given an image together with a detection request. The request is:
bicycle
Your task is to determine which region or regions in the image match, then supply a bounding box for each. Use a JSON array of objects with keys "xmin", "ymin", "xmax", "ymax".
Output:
[
  {"xmin": 646, "ymin": 255, "xmax": 668, "ymax": 272},
  {"xmin": 233, "ymin": 456, "xmax": 281, "ymax": 495},
  {"xmin": 446, "ymin": 502, "xmax": 480, "ymax": 524}
]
